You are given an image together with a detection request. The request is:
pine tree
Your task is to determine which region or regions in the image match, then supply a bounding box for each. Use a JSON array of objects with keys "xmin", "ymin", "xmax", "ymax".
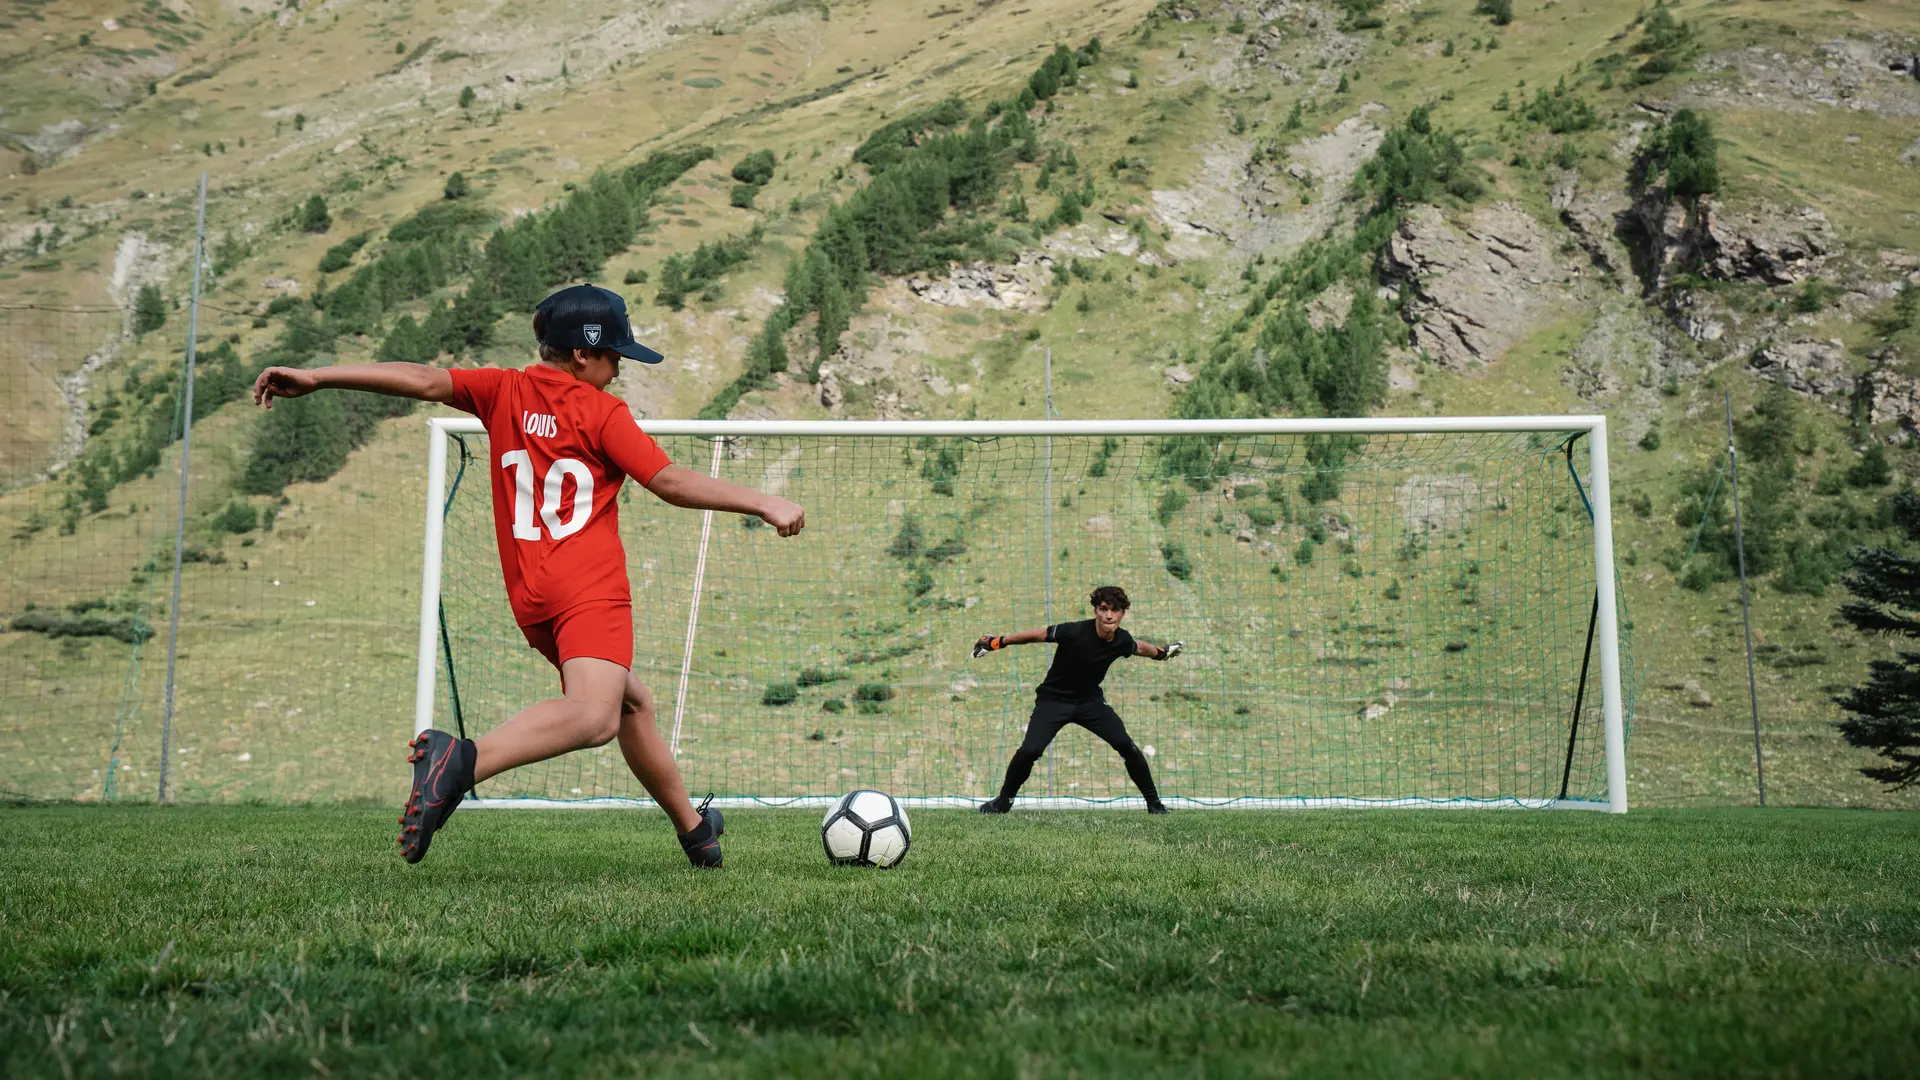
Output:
[
  {"xmin": 1834, "ymin": 491, "xmax": 1920, "ymax": 790},
  {"xmin": 242, "ymin": 391, "xmax": 349, "ymax": 494},
  {"xmin": 133, "ymin": 284, "xmax": 166, "ymax": 336},
  {"xmin": 299, "ymin": 194, "xmax": 332, "ymax": 234},
  {"xmin": 444, "ymin": 172, "xmax": 470, "ymax": 199},
  {"xmin": 1662, "ymin": 109, "xmax": 1720, "ymax": 201}
]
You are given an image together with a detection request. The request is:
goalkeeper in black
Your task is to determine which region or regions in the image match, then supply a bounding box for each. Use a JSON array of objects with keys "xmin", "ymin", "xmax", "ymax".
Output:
[{"xmin": 972, "ymin": 585, "xmax": 1183, "ymax": 814}]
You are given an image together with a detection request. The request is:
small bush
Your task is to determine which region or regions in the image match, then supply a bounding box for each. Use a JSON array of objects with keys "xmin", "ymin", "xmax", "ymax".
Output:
[
  {"xmin": 762, "ymin": 681, "xmax": 800, "ymax": 706},
  {"xmin": 1475, "ymin": 0, "xmax": 1512, "ymax": 25},
  {"xmin": 623, "ymin": 268, "xmax": 649, "ymax": 285},
  {"xmin": 443, "ymin": 172, "xmax": 470, "ymax": 200},
  {"xmin": 821, "ymin": 698, "xmax": 846, "ymax": 714},
  {"xmin": 1161, "ymin": 542, "xmax": 1192, "ymax": 580},
  {"xmin": 1639, "ymin": 427, "xmax": 1662, "ymax": 452},
  {"xmin": 210, "ymin": 500, "xmax": 258, "ymax": 535},
  {"xmin": 458, "ymin": 86, "xmax": 476, "ymax": 109},
  {"xmin": 887, "ymin": 515, "xmax": 925, "ymax": 561},
  {"xmin": 11, "ymin": 611, "xmax": 154, "ymax": 644},
  {"xmin": 729, "ymin": 183, "xmax": 759, "ymax": 209},
  {"xmin": 1848, "ymin": 444, "xmax": 1892, "ymax": 489},
  {"xmin": 1155, "ymin": 487, "xmax": 1187, "ymax": 525},
  {"xmin": 318, "ymin": 232, "xmax": 370, "ymax": 273},
  {"xmin": 797, "ymin": 666, "xmax": 846, "ymax": 687},
  {"xmin": 854, "ymin": 682, "xmax": 893, "ymax": 703},
  {"xmin": 730, "ymin": 149, "xmax": 777, "ymax": 186},
  {"xmin": 1295, "ymin": 539, "xmax": 1316, "ymax": 565}
]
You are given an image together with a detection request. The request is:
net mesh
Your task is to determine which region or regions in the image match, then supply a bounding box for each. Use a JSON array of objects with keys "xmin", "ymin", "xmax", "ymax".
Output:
[
  {"xmin": 1, "ymin": 305, "xmax": 423, "ymax": 803},
  {"xmin": 435, "ymin": 426, "xmax": 1627, "ymax": 806}
]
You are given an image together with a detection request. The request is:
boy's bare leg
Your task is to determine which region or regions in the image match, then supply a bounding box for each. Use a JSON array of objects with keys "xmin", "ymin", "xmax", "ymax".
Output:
[
  {"xmin": 614, "ymin": 674, "xmax": 701, "ymax": 833},
  {"xmin": 472, "ymin": 657, "xmax": 627, "ymax": 783}
]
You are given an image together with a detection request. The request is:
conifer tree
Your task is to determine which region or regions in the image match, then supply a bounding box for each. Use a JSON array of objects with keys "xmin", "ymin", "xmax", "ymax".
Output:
[
  {"xmin": 133, "ymin": 284, "xmax": 166, "ymax": 336},
  {"xmin": 299, "ymin": 195, "xmax": 332, "ymax": 234},
  {"xmin": 1835, "ymin": 491, "xmax": 1920, "ymax": 789}
]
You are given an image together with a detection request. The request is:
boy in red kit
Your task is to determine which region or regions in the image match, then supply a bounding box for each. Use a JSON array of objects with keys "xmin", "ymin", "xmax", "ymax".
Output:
[{"xmin": 252, "ymin": 284, "xmax": 803, "ymax": 867}]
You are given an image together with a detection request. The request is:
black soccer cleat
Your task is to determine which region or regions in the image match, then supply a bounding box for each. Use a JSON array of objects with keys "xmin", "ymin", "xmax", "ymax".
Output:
[
  {"xmin": 398, "ymin": 729, "xmax": 474, "ymax": 864},
  {"xmin": 978, "ymin": 797, "xmax": 1012, "ymax": 814},
  {"xmin": 1146, "ymin": 801, "xmax": 1173, "ymax": 815},
  {"xmin": 679, "ymin": 793, "xmax": 725, "ymax": 868}
]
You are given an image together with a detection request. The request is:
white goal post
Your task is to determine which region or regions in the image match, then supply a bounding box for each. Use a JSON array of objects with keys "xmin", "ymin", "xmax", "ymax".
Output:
[{"xmin": 415, "ymin": 415, "xmax": 1629, "ymax": 813}]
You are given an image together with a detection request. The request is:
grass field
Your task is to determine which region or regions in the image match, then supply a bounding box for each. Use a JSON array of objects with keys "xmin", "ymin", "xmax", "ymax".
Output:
[{"xmin": 3, "ymin": 806, "xmax": 1917, "ymax": 1078}]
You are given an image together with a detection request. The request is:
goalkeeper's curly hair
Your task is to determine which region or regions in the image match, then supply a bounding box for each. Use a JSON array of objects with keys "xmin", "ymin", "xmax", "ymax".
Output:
[{"xmin": 1088, "ymin": 585, "xmax": 1130, "ymax": 611}]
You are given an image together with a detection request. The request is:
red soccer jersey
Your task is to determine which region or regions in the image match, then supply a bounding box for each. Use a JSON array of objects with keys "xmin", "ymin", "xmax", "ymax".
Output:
[{"xmin": 448, "ymin": 365, "xmax": 671, "ymax": 625}]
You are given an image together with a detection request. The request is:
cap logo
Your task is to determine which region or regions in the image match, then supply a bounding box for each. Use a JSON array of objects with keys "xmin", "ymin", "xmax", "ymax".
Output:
[{"xmin": 582, "ymin": 324, "xmax": 602, "ymax": 346}]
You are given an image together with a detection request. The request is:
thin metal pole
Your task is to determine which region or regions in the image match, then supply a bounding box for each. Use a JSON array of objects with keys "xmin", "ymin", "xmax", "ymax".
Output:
[
  {"xmin": 158, "ymin": 172, "xmax": 208, "ymax": 804},
  {"xmin": 1044, "ymin": 347, "xmax": 1054, "ymax": 797},
  {"xmin": 1724, "ymin": 390, "xmax": 1766, "ymax": 807},
  {"xmin": 1559, "ymin": 593, "xmax": 1600, "ymax": 801},
  {"xmin": 669, "ymin": 436, "xmax": 727, "ymax": 759}
]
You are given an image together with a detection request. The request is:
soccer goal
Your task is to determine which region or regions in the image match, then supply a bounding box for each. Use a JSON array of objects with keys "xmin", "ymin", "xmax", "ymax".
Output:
[{"xmin": 415, "ymin": 417, "xmax": 1629, "ymax": 812}]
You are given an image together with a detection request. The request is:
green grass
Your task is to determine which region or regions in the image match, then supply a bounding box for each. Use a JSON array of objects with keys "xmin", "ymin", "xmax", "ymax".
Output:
[{"xmin": 3, "ymin": 807, "xmax": 1918, "ymax": 1078}]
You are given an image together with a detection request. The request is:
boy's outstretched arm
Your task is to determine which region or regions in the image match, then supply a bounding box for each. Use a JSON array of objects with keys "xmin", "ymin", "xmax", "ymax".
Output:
[
  {"xmin": 252, "ymin": 363, "xmax": 453, "ymax": 407},
  {"xmin": 972, "ymin": 628, "xmax": 1048, "ymax": 658},
  {"xmin": 1134, "ymin": 638, "xmax": 1184, "ymax": 661},
  {"xmin": 643, "ymin": 465, "xmax": 805, "ymax": 537}
]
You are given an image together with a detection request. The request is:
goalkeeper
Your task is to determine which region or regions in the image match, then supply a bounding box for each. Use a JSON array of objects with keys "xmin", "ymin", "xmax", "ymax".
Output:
[
  {"xmin": 251, "ymin": 284, "xmax": 804, "ymax": 869},
  {"xmin": 972, "ymin": 585, "xmax": 1181, "ymax": 814}
]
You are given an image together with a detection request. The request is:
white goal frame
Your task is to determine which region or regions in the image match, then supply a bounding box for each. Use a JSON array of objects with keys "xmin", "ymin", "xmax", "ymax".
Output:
[{"xmin": 415, "ymin": 416, "xmax": 1629, "ymax": 813}]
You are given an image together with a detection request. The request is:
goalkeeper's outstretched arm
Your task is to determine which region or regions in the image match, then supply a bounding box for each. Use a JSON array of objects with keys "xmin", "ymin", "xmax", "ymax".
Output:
[
  {"xmin": 1135, "ymin": 638, "xmax": 1184, "ymax": 661},
  {"xmin": 972, "ymin": 629, "xmax": 1048, "ymax": 658}
]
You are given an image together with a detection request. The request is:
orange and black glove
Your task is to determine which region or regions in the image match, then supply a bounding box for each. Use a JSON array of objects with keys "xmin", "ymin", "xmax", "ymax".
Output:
[{"xmin": 972, "ymin": 634, "xmax": 1004, "ymax": 659}]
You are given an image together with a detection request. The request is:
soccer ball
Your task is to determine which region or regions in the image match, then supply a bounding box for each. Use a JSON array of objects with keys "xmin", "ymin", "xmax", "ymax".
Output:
[{"xmin": 820, "ymin": 789, "xmax": 912, "ymax": 868}]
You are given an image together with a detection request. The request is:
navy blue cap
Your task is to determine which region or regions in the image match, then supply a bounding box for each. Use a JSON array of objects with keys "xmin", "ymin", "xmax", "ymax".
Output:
[{"xmin": 535, "ymin": 283, "xmax": 664, "ymax": 364}]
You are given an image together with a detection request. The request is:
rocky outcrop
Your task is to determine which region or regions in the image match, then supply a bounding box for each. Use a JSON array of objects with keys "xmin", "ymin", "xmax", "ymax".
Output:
[
  {"xmin": 1748, "ymin": 338, "xmax": 1852, "ymax": 398},
  {"xmin": 1690, "ymin": 39, "xmax": 1920, "ymax": 119},
  {"xmin": 1862, "ymin": 350, "xmax": 1920, "ymax": 439},
  {"xmin": 1553, "ymin": 178, "xmax": 1632, "ymax": 280},
  {"xmin": 1379, "ymin": 203, "xmax": 1563, "ymax": 371},
  {"xmin": 904, "ymin": 252, "xmax": 1055, "ymax": 312},
  {"xmin": 1631, "ymin": 195, "xmax": 1836, "ymax": 290}
]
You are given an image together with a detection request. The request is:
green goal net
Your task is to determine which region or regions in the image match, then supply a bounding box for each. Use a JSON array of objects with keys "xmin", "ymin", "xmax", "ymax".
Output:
[{"xmin": 427, "ymin": 419, "xmax": 1630, "ymax": 810}]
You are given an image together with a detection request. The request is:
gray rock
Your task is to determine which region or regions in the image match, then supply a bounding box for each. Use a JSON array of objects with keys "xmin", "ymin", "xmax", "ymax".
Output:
[
  {"xmin": 1749, "ymin": 338, "xmax": 1852, "ymax": 398},
  {"xmin": 1634, "ymin": 195, "xmax": 1836, "ymax": 289},
  {"xmin": 1685, "ymin": 679, "xmax": 1714, "ymax": 709},
  {"xmin": 1863, "ymin": 355, "xmax": 1920, "ymax": 437},
  {"xmin": 1379, "ymin": 204, "xmax": 1561, "ymax": 371}
]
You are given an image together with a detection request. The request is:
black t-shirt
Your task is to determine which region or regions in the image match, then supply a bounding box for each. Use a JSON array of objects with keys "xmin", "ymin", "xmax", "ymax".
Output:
[{"xmin": 1035, "ymin": 619, "xmax": 1135, "ymax": 701}]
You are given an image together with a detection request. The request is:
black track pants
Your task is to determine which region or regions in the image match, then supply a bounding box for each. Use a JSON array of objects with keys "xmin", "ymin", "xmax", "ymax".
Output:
[{"xmin": 994, "ymin": 697, "xmax": 1161, "ymax": 803}]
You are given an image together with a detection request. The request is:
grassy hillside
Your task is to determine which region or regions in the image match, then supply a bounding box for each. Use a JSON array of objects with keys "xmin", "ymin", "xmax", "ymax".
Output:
[{"xmin": 4, "ymin": 0, "xmax": 1919, "ymax": 809}]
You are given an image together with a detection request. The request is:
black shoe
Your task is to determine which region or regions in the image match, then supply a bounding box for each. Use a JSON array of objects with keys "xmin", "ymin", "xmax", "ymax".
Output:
[
  {"xmin": 978, "ymin": 797, "xmax": 1012, "ymax": 814},
  {"xmin": 399, "ymin": 729, "xmax": 474, "ymax": 864},
  {"xmin": 1146, "ymin": 801, "xmax": 1172, "ymax": 815},
  {"xmin": 679, "ymin": 794, "xmax": 724, "ymax": 868}
]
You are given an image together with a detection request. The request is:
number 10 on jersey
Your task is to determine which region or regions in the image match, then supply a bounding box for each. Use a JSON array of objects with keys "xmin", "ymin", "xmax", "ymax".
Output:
[{"xmin": 500, "ymin": 451, "xmax": 594, "ymax": 541}]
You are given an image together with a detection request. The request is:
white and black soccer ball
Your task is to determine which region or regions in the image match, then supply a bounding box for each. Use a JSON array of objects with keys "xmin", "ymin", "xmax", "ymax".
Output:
[{"xmin": 820, "ymin": 789, "xmax": 912, "ymax": 868}]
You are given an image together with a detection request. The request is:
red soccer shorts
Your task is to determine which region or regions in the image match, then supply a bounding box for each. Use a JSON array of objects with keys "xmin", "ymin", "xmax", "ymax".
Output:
[{"xmin": 518, "ymin": 599, "xmax": 634, "ymax": 672}]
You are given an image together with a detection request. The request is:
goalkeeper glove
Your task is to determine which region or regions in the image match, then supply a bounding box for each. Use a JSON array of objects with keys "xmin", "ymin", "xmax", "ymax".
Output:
[
  {"xmin": 1155, "ymin": 641, "xmax": 1184, "ymax": 661},
  {"xmin": 972, "ymin": 634, "xmax": 1004, "ymax": 659}
]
